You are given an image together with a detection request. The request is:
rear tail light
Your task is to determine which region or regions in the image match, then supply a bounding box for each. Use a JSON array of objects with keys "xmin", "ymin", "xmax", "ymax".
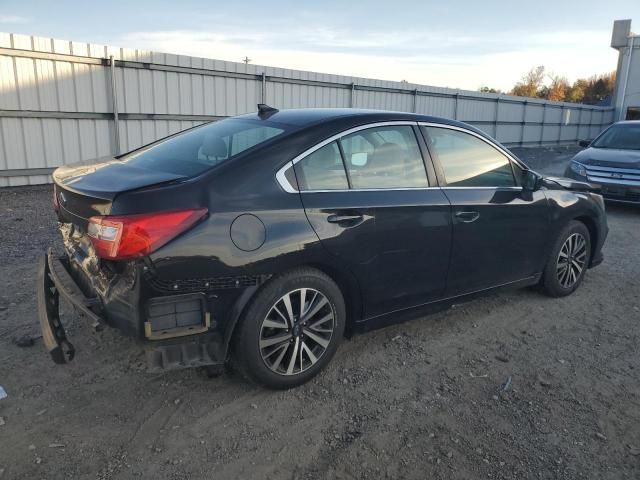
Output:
[{"xmin": 87, "ymin": 208, "xmax": 207, "ymax": 260}]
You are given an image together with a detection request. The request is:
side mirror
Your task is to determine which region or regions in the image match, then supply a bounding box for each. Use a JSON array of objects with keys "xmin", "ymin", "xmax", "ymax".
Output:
[
  {"xmin": 578, "ymin": 139, "xmax": 590, "ymax": 148},
  {"xmin": 522, "ymin": 169, "xmax": 540, "ymax": 191}
]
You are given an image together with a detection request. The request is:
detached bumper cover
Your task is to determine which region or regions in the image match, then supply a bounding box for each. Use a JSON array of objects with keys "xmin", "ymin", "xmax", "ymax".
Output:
[
  {"xmin": 37, "ymin": 249, "xmax": 104, "ymax": 364},
  {"xmin": 37, "ymin": 248, "xmax": 227, "ymax": 369}
]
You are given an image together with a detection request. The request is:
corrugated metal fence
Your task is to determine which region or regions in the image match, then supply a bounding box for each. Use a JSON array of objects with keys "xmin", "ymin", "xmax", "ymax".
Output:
[{"xmin": 0, "ymin": 32, "xmax": 615, "ymax": 187}]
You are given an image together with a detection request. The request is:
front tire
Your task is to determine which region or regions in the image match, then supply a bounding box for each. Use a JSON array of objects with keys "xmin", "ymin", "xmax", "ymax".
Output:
[
  {"xmin": 540, "ymin": 220, "xmax": 591, "ymax": 297},
  {"xmin": 233, "ymin": 268, "xmax": 345, "ymax": 389}
]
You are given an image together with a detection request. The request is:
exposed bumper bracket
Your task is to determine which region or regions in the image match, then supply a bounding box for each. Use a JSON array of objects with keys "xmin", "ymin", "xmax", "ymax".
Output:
[
  {"xmin": 37, "ymin": 249, "xmax": 105, "ymax": 364},
  {"xmin": 37, "ymin": 251, "xmax": 75, "ymax": 363}
]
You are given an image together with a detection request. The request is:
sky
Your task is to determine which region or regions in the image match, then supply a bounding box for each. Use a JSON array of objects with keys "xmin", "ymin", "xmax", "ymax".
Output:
[{"xmin": 1, "ymin": 0, "xmax": 639, "ymax": 92}]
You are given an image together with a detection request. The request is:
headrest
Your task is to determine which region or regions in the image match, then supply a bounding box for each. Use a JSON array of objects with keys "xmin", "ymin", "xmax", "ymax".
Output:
[{"xmin": 201, "ymin": 136, "xmax": 228, "ymax": 158}]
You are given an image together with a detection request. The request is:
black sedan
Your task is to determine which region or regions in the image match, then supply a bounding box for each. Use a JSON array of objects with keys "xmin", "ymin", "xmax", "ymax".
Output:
[
  {"xmin": 566, "ymin": 121, "xmax": 640, "ymax": 204},
  {"xmin": 38, "ymin": 106, "xmax": 608, "ymax": 389}
]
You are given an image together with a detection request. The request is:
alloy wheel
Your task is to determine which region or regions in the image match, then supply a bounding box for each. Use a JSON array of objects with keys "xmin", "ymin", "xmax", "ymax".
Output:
[
  {"xmin": 556, "ymin": 233, "xmax": 587, "ymax": 288},
  {"xmin": 259, "ymin": 288, "xmax": 335, "ymax": 376}
]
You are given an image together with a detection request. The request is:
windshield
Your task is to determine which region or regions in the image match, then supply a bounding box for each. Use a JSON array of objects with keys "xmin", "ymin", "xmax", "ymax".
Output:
[
  {"xmin": 592, "ymin": 124, "xmax": 640, "ymax": 150},
  {"xmin": 119, "ymin": 118, "xmax": 286, "ymax": 176}
]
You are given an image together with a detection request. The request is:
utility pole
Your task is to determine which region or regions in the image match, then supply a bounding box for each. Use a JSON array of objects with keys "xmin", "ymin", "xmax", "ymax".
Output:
[{"xmin": 242, "ymin": 56, "xmax": 251, "ymax": 65}]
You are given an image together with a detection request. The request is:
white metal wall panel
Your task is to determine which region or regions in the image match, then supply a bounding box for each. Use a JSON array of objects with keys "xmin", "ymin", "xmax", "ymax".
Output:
[
  {"xmin": 0, "ymin": 127, "xmax": 7, "ymax": 187},
  {"xmin": 594, "ymin": 110, "xmax": 606, "ymax": 125},
  {"xmin": 604, "ymin": 109, "xmax": 615, "ymax": 124},
  {"xmin": 562, "ymin": 125, "xmax": 579, "ymax": 141},
  {"xmin": 577, "ymin": 123, "xmax": 590, "ymax": 140},
  {"xmin": 498, "ymin": 102, "xmax": 524, "ymax": 122},
  {"xmin": 78, "ymin": 119, "xmax": 98, "ymax": 159},
  {"xmin": 140, "ymin": 120, "xmax": 155, "ymax": 146},
  {"xmin": 525, "ymin": 104, "xmax": 544, "ymax": 123},
  {"xmin": 458, "ymin": 98, "xmax": 494, "ymax": 122},
  {"xmin": 35, "ymin": 58, "xmax": 59, "ymax": 111},
  {"xmin": 542, "ymin": 124, "xmax": 559, "ymax": 144},
  {"xmin": 496, "ymin": 124, "xmax": 522, "ymax": 144},
  {"xmin": 42, "ymin": 119, "xmax": 64, "ymax": 165},
  {"xmin": 0, "ymin": 33, "xmax": 19, "ymax": 112},
  {"xmin": 416, "ymin": 96, "xmax": 456, "ymax": 118},
  {"xmin": 0, "ymin": 31, "xmax": 616, "ymax": 186},
  {"xmin": 60, "ymin": 119, "xmax": 82, "ymax": 164},
  {"xmin": 545, "ymin": 107, "xmax": 562, "ymax": 123},
  {"xmin": 2, "ymin": 117, "xmax": 29, "ymax": 185},
  {"xmin": 523, "ymin": 125, "xmax": 543, "ymax": 143},
  {"xmin": 565, "ymin": 107, "xmax": 580, "ymax": 125},
  {"xmin": 122, "ymin": 65, "xmax": 140, "ymax": 113},
  {"xmin": 15, "ymin": 57, "xmax": 39, "ymax": 110}
]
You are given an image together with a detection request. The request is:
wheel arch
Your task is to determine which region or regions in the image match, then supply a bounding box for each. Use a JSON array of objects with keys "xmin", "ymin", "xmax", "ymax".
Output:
[
  {"xmin": 304, "ymin": 261, "xmax": 363, "ymax": 333},
  {"xmin": 573, "ymin": 215, "xmax": 599, "ymax": 265},
  {"xmin": 221, "ymin": 261, "xmax": 362, "ymax": 358}
]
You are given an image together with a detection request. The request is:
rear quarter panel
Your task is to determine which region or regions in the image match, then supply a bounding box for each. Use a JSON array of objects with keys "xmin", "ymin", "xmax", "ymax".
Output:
[{"xmin": 114, "ymin": 140, "xmax": 364, "ymax": 347}]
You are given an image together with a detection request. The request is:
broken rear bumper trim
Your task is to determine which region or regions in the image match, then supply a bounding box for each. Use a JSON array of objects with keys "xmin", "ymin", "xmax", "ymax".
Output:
[
  {"xmin": 37, "ymin": 249, "xmax": 105, "ymax": 364},
  {"xmin": 37, "ymin": 249, "xmax": 227, "ymax": 370}
]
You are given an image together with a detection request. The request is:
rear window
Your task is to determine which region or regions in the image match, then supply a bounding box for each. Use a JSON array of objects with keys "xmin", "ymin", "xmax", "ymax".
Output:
[{"xmin": 119, "ymin": 119, "xmax": 285, "ymax": 176}]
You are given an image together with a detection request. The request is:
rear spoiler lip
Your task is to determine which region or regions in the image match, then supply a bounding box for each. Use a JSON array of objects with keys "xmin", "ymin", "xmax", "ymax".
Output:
[{"xmin": 53, "ymin": 163, "xmax": 188, "ymax": 201}]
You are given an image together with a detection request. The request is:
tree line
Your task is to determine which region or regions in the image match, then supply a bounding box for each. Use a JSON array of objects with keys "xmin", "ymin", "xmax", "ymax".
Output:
[{"xmin": 479, "ymin": 66, "xmax": 615, "ymax": 105}]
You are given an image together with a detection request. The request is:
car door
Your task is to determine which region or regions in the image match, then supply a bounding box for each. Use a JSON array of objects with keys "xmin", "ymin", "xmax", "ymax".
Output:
[
  {"xmin": 420, "ymin": 123, "xmax": 549, "ymax": 296},
  {"xmin": 286, "ymin": 122, "xmax": 452, "ymax": 319}
]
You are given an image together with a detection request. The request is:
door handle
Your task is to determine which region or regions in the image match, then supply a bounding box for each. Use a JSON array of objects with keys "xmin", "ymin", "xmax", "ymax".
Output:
[
  {"xmin": 454, "ymin": 211, "xmax": 480, "ymax": 223},
  {"xmin": 327, "ymin": 214, "xmax": 364, "ymax": 226}
]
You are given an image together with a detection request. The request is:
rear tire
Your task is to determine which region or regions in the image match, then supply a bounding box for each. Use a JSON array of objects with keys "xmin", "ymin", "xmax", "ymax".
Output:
[
  {"xmin": 540, "ymin": 220, "xmax": 591, "ymax": 297},
  {"xmin": 232, "ymin": 268, "xmax": 345, "ymax": 389}
]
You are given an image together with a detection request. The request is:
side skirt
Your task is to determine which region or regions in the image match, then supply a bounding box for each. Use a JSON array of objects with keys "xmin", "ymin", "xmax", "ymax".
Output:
[{"xmin": 353, "ymin": 274, "xmax": 541, "ymax": 333}]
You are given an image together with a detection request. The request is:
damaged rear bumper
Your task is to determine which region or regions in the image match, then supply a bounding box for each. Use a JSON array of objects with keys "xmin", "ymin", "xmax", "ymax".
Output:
[
  {"xmin": 37, "ymin": 248, "xmax": 104, "ymax": 364},
  {"xmin": 37, "ymin": 248, "xmax": 227, "ymax": 370}
]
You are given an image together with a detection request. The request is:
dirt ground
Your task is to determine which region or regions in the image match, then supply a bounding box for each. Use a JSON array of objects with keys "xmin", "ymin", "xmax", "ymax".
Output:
[{"xmin": 0, "ymin": 146, "xmax": 639, "ymax": 479}]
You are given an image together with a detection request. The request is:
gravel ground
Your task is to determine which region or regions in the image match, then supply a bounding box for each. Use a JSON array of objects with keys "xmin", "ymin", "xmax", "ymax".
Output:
[{"xmin": 0, "ymin": 146, "xmax": 639, "ymax": 479}]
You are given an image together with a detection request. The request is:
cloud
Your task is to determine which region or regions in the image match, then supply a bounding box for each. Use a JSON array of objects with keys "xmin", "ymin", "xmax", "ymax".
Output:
[
  {"xmin": 0, "ymin": 15, "xmax": 29, "ymax": 24},
  {"xmin": 123, "ymin": 24, "xmax": 512, "ymax": 59},
  {"xmin": 118, "ymin": 26, "xmax": 618, "ymax": 92}
]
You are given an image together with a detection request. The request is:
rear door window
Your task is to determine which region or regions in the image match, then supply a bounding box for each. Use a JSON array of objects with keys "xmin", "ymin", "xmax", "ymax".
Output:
[
  {"xmin": 294, "ymin": 141, "xmax": 349, "ymax": 191},
  {"xmin": 423, "ymin": 126, "xmax": 515, "ymax": 187},
  {"xmin": 120, "ymin": 119, "xmax": 285, "ymax": 177},
  {"xmin": 340, "ymin": 125, "xmax": 428, "ymax": 189}
]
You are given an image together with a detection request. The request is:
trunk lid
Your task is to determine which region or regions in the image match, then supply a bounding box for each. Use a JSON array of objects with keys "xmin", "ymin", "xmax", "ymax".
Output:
[
  {"xmin": 53, "ymin": 157, "xmax": 188, "ymax": 227},
  {"xmin": 54, "ymin": 157, "xmax": 187, "ymax": 200}
]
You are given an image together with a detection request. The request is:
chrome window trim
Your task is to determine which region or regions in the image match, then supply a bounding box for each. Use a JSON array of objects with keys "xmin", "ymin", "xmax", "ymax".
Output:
[
  {"xmin": 274, "ymin": 120, "xmax": 531, "ymax": 193},
  {"xmin": 295, "ymin": 185, "xmax": 523, "ymax": 193},
  {"xmin": 275, "ymin": 163, "xmax": 298, "ymax": 193},
  {"xmin": 417, "ymin": 121, "xmax": 529, "ymax": 170},
  {"xmin": 442, "ymin": 186, "xmax": 523, "ymax": 191},
  {"xmin": 275, "ymin": 121, "xmax": 421, "ymax": 193},
  {"xmin": 289, "ymin": 186, "xmax": 441, "ymax": 193}
]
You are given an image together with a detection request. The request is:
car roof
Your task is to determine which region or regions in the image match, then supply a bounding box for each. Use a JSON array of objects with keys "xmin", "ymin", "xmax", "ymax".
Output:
[
  {"xmin": 613, "ymin": 120, "xmax": 640, "ymax": 125},
  {"xmin": 236, "ymin": 107, "xmax": 476, "ymax": 131}
]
